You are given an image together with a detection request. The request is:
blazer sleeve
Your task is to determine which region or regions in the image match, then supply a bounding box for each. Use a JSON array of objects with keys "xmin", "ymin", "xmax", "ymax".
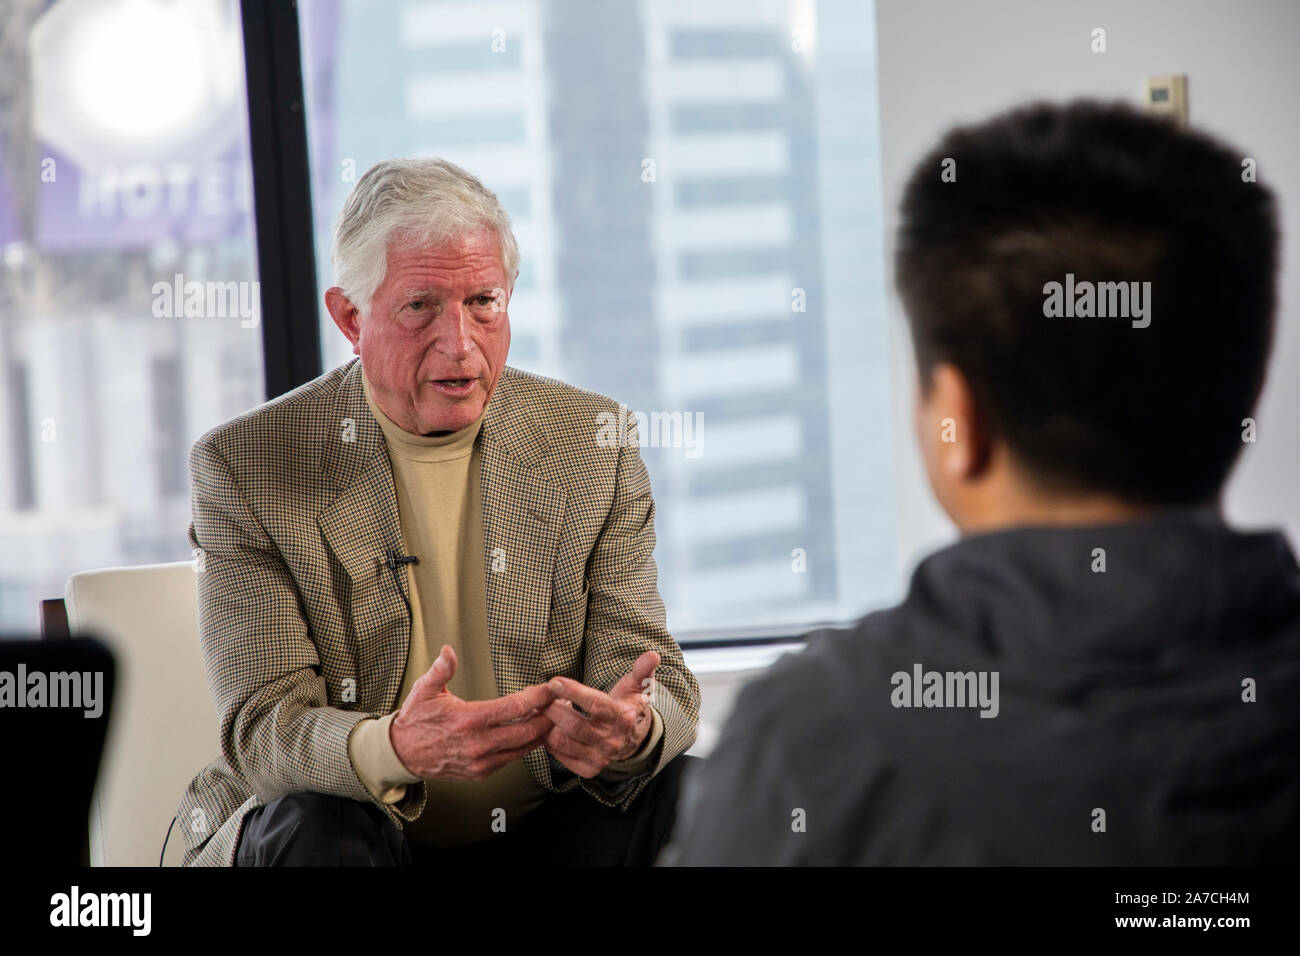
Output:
[
  {"xmin": 575, "ymin": 415, "xmax": 701, "ymax": 809},
  {"xmin": 188, "ymin": 435, "xmax": 422, "ymax": 817}
]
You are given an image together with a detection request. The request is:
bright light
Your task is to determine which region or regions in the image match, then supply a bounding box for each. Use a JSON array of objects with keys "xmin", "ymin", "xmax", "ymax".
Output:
[
  {"xmin": 31, "ymin": 0, "xmax": 241, "ymax": 155},
  {"xmin": 74, "ymin": 0, "xmax": 206, "ymax": 143}
]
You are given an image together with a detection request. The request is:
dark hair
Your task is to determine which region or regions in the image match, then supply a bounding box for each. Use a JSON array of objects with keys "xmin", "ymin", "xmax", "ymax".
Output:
[{"xmin": 895, "ymin": 100, "xmax": 1279, "ymax": 505}]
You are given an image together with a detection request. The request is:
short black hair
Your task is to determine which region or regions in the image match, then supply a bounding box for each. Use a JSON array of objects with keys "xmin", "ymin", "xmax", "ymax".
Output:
[{"xmin": 895, "ymin": 100, "xmax": 1279, "ymax": 505}]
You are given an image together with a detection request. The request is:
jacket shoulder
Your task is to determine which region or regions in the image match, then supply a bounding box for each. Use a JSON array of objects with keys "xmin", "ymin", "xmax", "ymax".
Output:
[
  {"xmin": 728, "ymin": 612, "xmax": 908, "ymax": 753},
  {"xmin": 189, "ymin": 362, "xmax": 349, "ymax": 467},
  {"xmin": 498, "ymin": 365, "xmax": 623, "ymax": 450},
  {"xmin": 500, "ymin": 365, "xmax": 622, "ymax": 414}
]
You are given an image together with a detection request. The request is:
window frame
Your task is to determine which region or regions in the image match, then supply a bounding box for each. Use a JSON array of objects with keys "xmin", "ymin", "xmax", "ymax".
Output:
[{"xmin": 240, "ymin": 0, "xmax": 323, "ymax": 399}]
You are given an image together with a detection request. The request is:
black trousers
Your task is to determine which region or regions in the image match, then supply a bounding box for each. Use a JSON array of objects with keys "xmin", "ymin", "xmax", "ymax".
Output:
[{"xmin": 235, "ymin": 754, "xmax": 698, "ymax": 867}]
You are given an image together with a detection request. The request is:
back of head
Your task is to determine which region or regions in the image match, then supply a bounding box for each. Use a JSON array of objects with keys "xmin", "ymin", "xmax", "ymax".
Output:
[{"xmin": 895, "ymin": 100, "xmax": 1280, "ymax": 506}]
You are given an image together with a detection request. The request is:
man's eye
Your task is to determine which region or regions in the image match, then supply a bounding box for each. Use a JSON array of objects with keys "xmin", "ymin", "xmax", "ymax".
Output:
[
  {"xmin": 474, "ymin": 295, "xmax": 496, "ymax": 307},
  {"xmin": 407, "ymin": 299, "xmax": 427, "ymax": 312}
]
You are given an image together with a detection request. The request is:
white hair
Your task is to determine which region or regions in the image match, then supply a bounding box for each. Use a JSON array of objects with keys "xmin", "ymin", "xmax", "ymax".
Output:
[{"xmin": 331, "ymin": 157, "xmax": 520, "ymax": 316}]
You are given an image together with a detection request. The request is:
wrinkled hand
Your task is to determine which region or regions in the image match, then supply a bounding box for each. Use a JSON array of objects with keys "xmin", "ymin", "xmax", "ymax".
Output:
[
  {"xmin": 390, "ymin": 644, "xmax": 555, "ymax": 781},
  {"xmin": 542, "ymin": 651, "xmax": 659, "ymax": 778}
]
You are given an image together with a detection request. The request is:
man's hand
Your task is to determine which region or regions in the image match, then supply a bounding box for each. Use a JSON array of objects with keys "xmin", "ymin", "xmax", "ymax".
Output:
[
  {"xmin": 390, "ymin": 644, "xmax": 555, "ymax": 781},
  {"xmin": 542, "ymin": 651, "xmax": 660, "ymax": 778}
]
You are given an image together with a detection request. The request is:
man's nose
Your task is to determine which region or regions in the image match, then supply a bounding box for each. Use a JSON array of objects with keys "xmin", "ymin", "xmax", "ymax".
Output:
[{"xmin": 432, "ymin": 304, "xmax": 473, "ymax": 358}]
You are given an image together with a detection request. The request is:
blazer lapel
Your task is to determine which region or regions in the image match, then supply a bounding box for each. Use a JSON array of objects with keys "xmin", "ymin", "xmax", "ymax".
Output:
[
  {"xmin": 316, "ymin": 360, "xmax": 410, "ymax": 713},
  {"xmin": 479, "ymin": 368, "xmax": 567, "ymax": 698}
]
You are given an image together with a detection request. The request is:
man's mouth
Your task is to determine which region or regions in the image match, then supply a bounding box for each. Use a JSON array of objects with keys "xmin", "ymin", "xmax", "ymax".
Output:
[{"xmin": 429, "ymin": 378, "xmax": 476, "ymax": 397}]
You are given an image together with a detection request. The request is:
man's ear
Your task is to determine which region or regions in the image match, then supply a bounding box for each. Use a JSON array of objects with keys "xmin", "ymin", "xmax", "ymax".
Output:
[
  {"xmin": 325, "ymin": 287, "xmax": 362, "ymax": 356},
  {"xmin": 925, "ymin": 362, "xmax": 994, "ymax": 482}
]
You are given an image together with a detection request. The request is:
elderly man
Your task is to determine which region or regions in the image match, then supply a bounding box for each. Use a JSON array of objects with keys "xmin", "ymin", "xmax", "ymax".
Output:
[{"xmin": 177, "ymin": 158, "xmax": 700, "ymax": 866}]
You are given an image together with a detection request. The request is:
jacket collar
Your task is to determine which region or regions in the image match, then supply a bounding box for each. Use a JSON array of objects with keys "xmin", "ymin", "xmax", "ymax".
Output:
[
  {"xmin": 908, "ymin": 509, "xmax": 1299, "ymax": 662},
  {"xmin": 321, "ymin": 359, "xmax": 549, "ymax": 491}
]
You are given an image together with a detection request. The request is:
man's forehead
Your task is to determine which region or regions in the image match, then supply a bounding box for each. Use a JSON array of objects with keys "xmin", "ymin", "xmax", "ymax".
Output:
[{"xmin": 383, "ymin": 233, "xmax": 505, "ymax": 286}]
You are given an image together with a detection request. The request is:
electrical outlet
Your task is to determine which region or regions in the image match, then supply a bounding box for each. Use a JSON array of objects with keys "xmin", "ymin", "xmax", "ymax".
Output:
[{"xmin": 1143, "ymin": 75, "xmax": 1188, "ymax": 125}]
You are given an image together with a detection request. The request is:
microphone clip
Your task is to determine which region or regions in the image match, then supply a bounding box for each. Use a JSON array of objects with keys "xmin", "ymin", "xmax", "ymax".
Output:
[{"xmin": 384, "ymin": 549, "xmax": 420, "ymax": 571}]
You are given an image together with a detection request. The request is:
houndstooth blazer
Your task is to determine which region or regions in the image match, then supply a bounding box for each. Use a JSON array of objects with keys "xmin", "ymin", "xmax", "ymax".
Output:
[{"xmin": 176, "ymin": 358, "xmax": 700, "ymax": 866}]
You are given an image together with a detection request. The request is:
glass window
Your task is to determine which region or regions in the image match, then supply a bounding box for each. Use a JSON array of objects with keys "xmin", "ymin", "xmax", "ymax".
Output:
[
  {"xmin": 299, "ymin": 0, "xmax": 894, "ymax": 640},
  {"xmin": 0, "ymin": 0, "xmax": 264, "ymax": 632}
]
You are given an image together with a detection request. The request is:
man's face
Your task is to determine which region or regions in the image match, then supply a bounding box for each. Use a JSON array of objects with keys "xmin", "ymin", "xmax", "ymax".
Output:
[{"xmin": 330, "ymin": 228, "xmax": 512, "ymax": 435}]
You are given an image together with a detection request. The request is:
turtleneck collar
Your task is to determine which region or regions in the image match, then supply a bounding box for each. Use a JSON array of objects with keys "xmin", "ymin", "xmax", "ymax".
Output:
[{"xmin": 362, "ymin": 367, "xmax": 485, "ymax": 463}]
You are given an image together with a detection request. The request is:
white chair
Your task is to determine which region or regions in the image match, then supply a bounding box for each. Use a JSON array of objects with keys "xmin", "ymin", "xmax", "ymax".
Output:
[{"xmin": 62, "ymin": 561, "xmax": 215, "ymax": 866}]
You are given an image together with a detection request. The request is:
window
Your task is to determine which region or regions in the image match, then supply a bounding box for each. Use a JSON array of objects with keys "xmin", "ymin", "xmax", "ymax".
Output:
[
  {"xmin": 0, "ymin": 0, "xmax": 894, "ymax": 643},
  {"xmin": 0, "ymin": 0, "xmax": 264, "ymax": 631},
  {"xmin": 298, "ymin": 0, "xmax": 894, "ymax": 640}
]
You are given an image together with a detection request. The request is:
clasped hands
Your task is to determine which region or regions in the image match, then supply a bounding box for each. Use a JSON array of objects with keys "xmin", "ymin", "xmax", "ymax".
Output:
[{"xmin": 390, "ymin": 644, "xmax": 658, "ymax": 782}]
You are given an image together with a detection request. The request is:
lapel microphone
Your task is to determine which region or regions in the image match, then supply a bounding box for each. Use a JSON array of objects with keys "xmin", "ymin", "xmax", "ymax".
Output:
[
  {"xmin": 384, "ymin": 549, "xmax": 420, "ymax": 620},
  {"xmin": 384, "ymin": 549, "xmax": 420, "ymax": 571}
]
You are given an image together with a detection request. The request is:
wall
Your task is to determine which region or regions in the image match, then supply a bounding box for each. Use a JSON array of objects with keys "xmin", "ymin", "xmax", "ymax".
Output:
[{"xmin": 875, "ymin": 0, "xmax": 1300, "ymax": 579}]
